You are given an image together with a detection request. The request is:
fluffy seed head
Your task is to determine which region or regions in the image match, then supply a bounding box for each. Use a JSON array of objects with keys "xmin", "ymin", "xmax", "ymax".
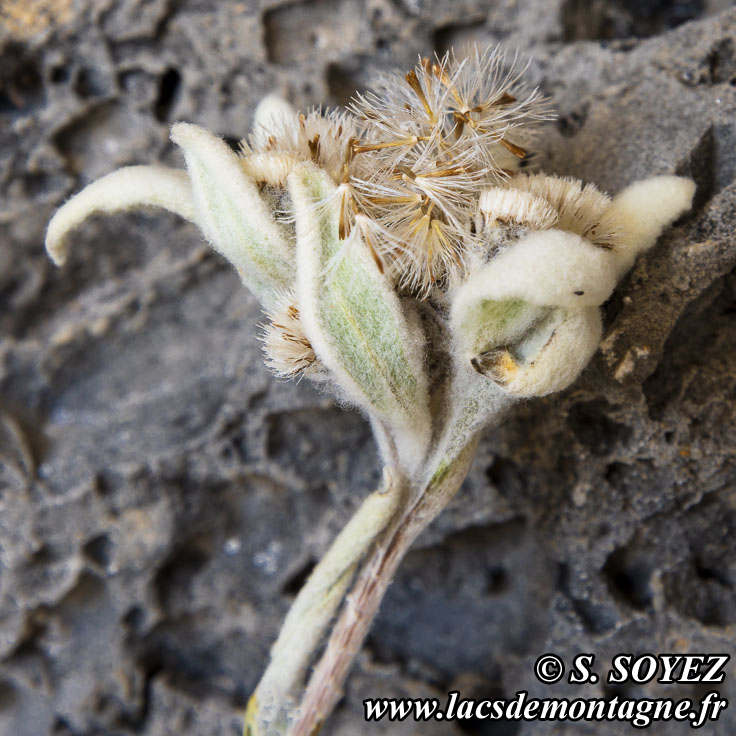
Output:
[
  {"xmin": 506, "ymin": 173, "xmax": 622, "ymax": 249},
  {"xmin": 261, "ymin": 291, "xmax": 320, "ymax": 379},
  {"xmin": 241, "ymin": 108, "xmax": 359, "ymax": 187},
  {"xmin": 238, "ymin": 46, "xmax": 552, "ymax": 297},
  {"xmin": 346, "ymin": 47, "xmax": 552, "ymax": 294},
  {"xmin": 478, "ymin": 187, "xmax": 559, "ymax": 231}
]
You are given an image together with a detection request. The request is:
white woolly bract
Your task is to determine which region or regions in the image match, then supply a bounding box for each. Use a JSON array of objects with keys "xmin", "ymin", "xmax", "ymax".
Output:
[
  {"xmin": 45, "ymin": 166, "xmax": 196, "ymax": 266},
  {"xmin": 441, "ymin": 303, "xmax": 601, "ymax": 461},
  {"xmin": 438, "ymin": 303, "xmax": 601, "ymax": 460},
  {"xmin": 502, "ymin": 307, "xmax": 602, "ymax": 397},
  {"xmin": 607, "ymin": 175, "xmax": 696, "ymax": 278},
  {"xmin": 171, "ymin": 122, "xmax": 295, "ymax": 308},
  {"xmin": 453, "ymin": 298, "xmax": 550, "ymax": 358},
  {"xmin": 455, "ymin": 229, "xmax": 618, "ymax": 310},
  {"xmin": 290, "ymin": 162, "xmax": 431, "ymax": 473}
]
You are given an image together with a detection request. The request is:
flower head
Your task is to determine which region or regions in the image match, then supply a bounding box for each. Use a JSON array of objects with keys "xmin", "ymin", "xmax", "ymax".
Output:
[
  {"xmin": 260, "ymin": 290, "xmax": 320, "ymax": 379},
  {"xmin": 44, "ymin": 43, "xmax": 696, "ymax": 471},
  {"xmin": 343, "ymin": 47, "xmax": 551, "ymax": 294},
  {"xmin": 231, "ymin": 48, "xmax": 552, "ymax": 296},
  {"xmin": 241, "ymin": 107, "xmax": 359, "ymax": 187}
]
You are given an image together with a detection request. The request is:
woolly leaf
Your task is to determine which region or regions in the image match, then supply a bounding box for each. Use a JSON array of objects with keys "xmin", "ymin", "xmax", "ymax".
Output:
[
  {"xmin": 46, "ymin": 166, "xmax": 196, "ymax": 266},
  {"xmin": 458, "ymin": 228, "xmax": 618, "ymax": 310},
  {"xmin": 608, "ymin": 175, "xmax": 695, "ymax": 278},
  {"xmin": 450, "ymin": 227, "xmax": 615, "ymax": 396},
  {"xmin": 441, "ymin": 229, "xmax": 614, "ymax": 460},
  {"xmin": 290, "ymin": 163, "xmax": 431, "ymax": 471},
  {"xmin": 502, "ymin": 306, "xmax": 602, "ymax": 397},
  {"xmin": 454, "ymin": 297, "xmax": 549, "ymax": 357},
  {"xmin": 171, "ymin": 122, "xmax": 294, "ymax": 307}
]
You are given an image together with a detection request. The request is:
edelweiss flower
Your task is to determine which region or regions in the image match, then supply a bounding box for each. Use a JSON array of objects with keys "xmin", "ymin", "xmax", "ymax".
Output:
[
  {"xmin": 44, "ymin": 47, "xmax": 697, "ymax": 736},
  {"xmin": 228, "ymin": 48, "xmax": 552, "ymax": 297}
]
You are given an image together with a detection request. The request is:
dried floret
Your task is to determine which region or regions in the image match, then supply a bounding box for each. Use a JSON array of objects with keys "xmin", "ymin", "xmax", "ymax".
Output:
[
  {"xmin": 506, "ymin": 172, "xmax": 622, "ymax": 249},
  {"xmin": 261, "ymin": 291, "xmax": 320, "ymax": 379},
  {"xmin": 343, "ymin": 48, "xmax": 552, "ymax": 293},
  {"xmin": 236, "ymin": 48, "xmax": 553, "ymax": 297},
  {"xmin": 241, "ymin": 108, "xmax": 359, "ymax": 187}
]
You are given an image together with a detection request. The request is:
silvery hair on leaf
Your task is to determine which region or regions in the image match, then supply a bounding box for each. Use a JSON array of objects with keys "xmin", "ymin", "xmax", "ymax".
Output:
[{"xmin": 44, "ymin": 43, "xmax": 697, "ymax": 736}]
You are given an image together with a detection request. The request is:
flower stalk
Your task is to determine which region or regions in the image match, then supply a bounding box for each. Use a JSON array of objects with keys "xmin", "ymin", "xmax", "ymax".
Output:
[
  {"xmin": 246, "ymin": 467, "xmax": 409, "ymax": 734},
  {"xmin": 284, "ymin": 437, "xmax": 479, "ymax": 736},
  {"xmin": 44, "ymin": 45, "xmax": 695, "ymax": 736}
]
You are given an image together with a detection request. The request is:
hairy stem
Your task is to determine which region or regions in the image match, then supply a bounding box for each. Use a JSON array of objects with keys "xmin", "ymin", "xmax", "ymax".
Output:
[
  {"xmin": 287, "ymin": 437, "xmax": 480, "ymax": 736},
  {"xmin": 245, "ymin": 467, "xmax": 409, "ymax": 735}
]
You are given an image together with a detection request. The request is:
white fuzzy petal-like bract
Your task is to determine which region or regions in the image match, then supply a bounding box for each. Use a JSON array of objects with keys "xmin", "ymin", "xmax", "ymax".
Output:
[
  {"xmin": 608, "ymin": 175, "xmax": 696, "ymax": 278},
  {"xmin": 171, "ymin": 122, "xmax": 295, "ymax": 307},
  {"xmin": 290, "ymin": 162, "xmax": 432, "ymax": 473},
  {"xmin": 503, "ymin": 307, "xmax": 603, "ymax": 397},
  {"xmin": 455, "ymin": 228, "xmax": 618, "ymax": 310},
  {"xmin": 46, "ymin": 166, "xmax": 196, "ymax": 266}
]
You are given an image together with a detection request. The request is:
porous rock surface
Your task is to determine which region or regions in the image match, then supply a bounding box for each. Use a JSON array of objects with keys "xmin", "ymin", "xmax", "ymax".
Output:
[{"xmin": 1, "ymin": 1, "xmax": 735, "ymax": 734}]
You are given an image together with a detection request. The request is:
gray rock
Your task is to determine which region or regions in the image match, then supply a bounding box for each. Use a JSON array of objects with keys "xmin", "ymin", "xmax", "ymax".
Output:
[{"xmin": 1, "ymin": 1, "xmax": 735, "ymax": 734}]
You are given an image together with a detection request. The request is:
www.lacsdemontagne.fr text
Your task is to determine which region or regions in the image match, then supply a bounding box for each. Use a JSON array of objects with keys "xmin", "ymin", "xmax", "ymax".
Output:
[{"xmin": 363, "ymin": 689, "xmax": 728, "ymax": 728}]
